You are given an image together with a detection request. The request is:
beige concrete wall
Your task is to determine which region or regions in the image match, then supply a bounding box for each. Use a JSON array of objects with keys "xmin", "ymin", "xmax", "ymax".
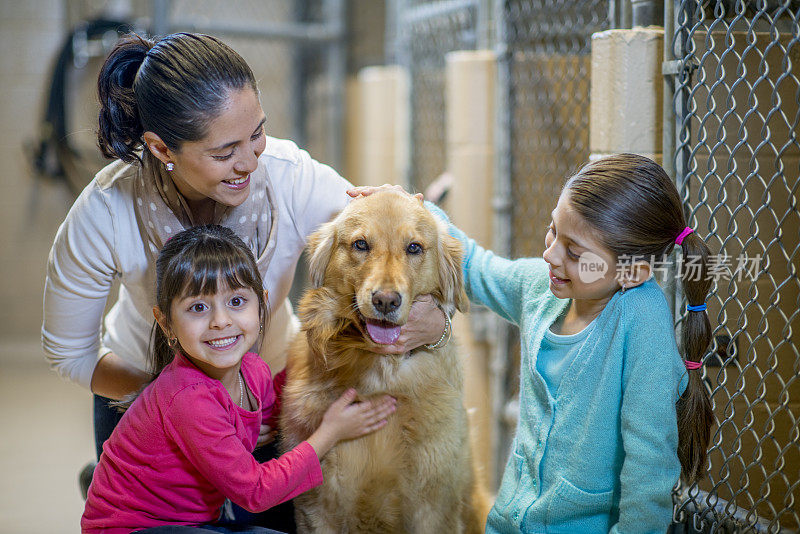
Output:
[
  {"xmin": 0, "ymin": 1, "xmax": 73, "ymax": 347},
  {"xmin": 343, "ymin": 76, "xmax": 363, "ymax": 182}
]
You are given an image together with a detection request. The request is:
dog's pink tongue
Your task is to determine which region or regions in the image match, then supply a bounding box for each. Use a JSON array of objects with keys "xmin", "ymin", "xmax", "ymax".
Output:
[{"xmin": 366, "ymin": 320, "xmax": 401, "ymax": 345}]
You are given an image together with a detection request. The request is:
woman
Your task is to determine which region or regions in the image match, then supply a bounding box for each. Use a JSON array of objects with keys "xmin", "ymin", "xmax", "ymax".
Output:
[{"xmin": 42, "ymin": 32, "xmax": 446, "ymax": 529}]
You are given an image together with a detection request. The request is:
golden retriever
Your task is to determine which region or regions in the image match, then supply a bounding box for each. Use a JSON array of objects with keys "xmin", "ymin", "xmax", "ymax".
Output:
[{"xmin": 280, "ymin": 190, "xmax": 487, "ymax": 533}]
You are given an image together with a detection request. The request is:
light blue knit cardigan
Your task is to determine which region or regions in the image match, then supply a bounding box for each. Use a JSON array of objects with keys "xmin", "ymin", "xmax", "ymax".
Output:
[{"xmin": 432, "ymin": 205, "xmax": 686, "ymax": 534}]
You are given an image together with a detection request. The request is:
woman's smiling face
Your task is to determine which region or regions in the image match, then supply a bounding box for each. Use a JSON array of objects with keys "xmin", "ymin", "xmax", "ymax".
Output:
[
  {"xmin": 542, "ymin": 192, "xmax": 622, "ymax": 302},
  {"xmin": 166, "ymin": 87, "xmax": 267, "ymax": 208}
]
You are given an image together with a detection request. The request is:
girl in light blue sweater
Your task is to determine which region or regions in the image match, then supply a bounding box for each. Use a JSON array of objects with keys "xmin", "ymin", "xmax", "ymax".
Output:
[
  {"xmin": 354, "ymin": 154, "xmax": 714, "ymax": 534},
  {"xmin": 350, "ymin": 154, "xmax": 714, "ymax": 532},
  {"xmin": 431, "ymin": 154, "xmax": 715, "ymax": 533}
]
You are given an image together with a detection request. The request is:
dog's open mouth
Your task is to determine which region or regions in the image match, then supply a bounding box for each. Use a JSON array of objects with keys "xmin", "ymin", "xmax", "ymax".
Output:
[{"xmin": 364, "ymin": 318, "xmax": 402, "ymax": 345}]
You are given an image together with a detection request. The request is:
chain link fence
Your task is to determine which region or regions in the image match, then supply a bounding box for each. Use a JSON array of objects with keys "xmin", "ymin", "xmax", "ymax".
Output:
[
  {"xmin": 502, "ymin": 0, "xmax": 611, "ymax": 258},
  {"xmin": 669, "ymin": 1, "xmax": 800, "ymax": 531},
  {"xmin": 390, "ymin": 0, "xmax": 481, "ymax": 193}
]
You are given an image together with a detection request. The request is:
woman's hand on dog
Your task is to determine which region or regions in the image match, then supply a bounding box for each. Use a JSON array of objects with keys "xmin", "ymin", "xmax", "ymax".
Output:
[
  {"xmin": 306, "ymin": 389, "xmax": 397, "ymax": 459},
  {"xmin": 369, "ymin": 295, "xmax": 448, "ymax": 355},
  {"xmin": 346, "ymin": 191, "xmax": 449, "ymax": 354},
  {"xmin": 347, "ymin": 184, "xmax": 423, "ymax": 202}
]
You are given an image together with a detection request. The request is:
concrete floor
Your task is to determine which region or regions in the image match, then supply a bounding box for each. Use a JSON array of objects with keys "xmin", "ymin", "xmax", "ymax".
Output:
[{"xmin": 0, "ymin": 340, "xmax": 94, "ymax": 533}]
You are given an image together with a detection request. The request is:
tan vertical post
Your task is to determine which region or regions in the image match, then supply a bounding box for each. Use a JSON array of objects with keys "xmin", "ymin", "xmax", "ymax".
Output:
[
  {"xmin": 445, "ymin": 49, "xmax": 497, "ymax": 489},
  {"xmin": 346, "ymin": 66, "xmax": 410, "ymax": 187},
  {"xmin": 343, "ymin": 77, "xmax": 362, "ymax": 183},
  {"xmin": 590, "ymin": 28, "xmax": 664, "ymax": 162},
  {"xmin": 446, "ymin": 50, "xmax": 497, "ymax": 247}
]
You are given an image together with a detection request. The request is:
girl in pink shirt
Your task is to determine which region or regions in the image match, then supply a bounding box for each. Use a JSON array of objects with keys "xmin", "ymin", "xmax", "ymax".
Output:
[{"xmin": 81, "ymin": 225, "xmax": 396, "ymax": 534}]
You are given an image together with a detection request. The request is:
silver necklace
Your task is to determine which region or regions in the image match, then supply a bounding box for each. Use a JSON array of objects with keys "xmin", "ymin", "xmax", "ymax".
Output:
[{"xmin": 237, "ymin": 372, "xmax": 244, "ymax": 408}]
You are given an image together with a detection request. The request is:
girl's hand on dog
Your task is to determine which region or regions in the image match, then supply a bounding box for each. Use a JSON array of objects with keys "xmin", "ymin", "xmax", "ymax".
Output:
[
  {"xmin": 256, "ymin": 424, "xmax": 277, "ymax": 448},
  {"xmin": 347, "ymin": 184, "xmax": 423, "ymax": 202},
  {"xmin": 370, "ymin": 295, "xmax": 447, "ymax": 355},
  {"xmin": 306, "ymin": 389, "xmax": 397, "ymax": 459}
]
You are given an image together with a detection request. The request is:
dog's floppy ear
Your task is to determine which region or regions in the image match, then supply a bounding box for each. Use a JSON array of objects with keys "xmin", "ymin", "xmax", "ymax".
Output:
[
  {"xmin": 307, "ymin": 222, "xmax": 337, "ymax": 288},
  {"xmin": 437, "ymin": 231, "xmax": 469, "ymax": 314}
]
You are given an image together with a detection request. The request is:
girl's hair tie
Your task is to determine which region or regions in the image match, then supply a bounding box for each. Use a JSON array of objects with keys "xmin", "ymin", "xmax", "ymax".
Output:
[
  {"xmin": 684, "ymin": 360, "xmax": 703, "ymax": 371},
  {"xmin": 687, "ymin": 303, "xmax": 707, "ymax": 312},
  {"xmin": 675, "ymin": 226, "xmax": 694, "ymax": 245}
]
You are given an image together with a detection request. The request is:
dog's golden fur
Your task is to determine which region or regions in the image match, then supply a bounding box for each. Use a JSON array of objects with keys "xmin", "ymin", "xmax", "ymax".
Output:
[{"xmin": 280, "ymin": 191, "xmax": 488, "ymax": 533}]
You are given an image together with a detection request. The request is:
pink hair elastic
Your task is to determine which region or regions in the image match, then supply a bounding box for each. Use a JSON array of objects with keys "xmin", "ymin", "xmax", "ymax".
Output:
[
  {"xmin": 684, "ymin": 360, "xmax": 703, "ymax": 370},
  {"xmin": 675, "ymin": 227, "xmax": 694, "ymax": 245}
]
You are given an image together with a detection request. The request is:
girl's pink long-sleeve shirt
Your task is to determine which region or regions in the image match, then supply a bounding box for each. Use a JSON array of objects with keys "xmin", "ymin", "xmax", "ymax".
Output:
[{"xmin": 81, "ymin": 352, "xmax": 322, "ymax": 534}]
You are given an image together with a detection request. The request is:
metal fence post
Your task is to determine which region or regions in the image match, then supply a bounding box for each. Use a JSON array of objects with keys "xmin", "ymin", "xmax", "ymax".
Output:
[
  {"xmin": 151, "ymin": 0, "xmax": 170, "ymax": 36},
  {"xmin": 324, "ymin": 0, "xmax": 346, "ymax": 172},
  {"xmin": 662, "ymin": 0, "xmax": 680, "ymax": 318},
  {"xmin": 491, "ymin": 0, "xmax": 514, "ymax": 491},
  {"xmin": 291, "ymin": 0, "xmax": 311, "ymax": 150},
  {"xmin": 631, "ymin": 0, "xmax": 664, "ymax": 26}
]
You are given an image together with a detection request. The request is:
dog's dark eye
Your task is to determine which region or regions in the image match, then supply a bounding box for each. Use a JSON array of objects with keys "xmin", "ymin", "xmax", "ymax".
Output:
[
  {"xmin": 353, "ymin": 239, "xmax": 369, "ymax": 252},
  {"xmin": 406, "ymin": 242, "xmax": 423, "ymax": 255}
]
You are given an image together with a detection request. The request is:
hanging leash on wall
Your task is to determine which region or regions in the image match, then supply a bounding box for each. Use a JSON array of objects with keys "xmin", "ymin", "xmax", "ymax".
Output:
[{"xmin": 26, "ymin": 18, "xmax": 134, "ymax": 196}]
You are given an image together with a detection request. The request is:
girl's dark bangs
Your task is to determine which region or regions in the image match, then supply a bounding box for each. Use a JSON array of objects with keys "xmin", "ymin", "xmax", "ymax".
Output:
[{"xmin": 179, "ymin": 246, "xmax": 259, "ymax": 297}]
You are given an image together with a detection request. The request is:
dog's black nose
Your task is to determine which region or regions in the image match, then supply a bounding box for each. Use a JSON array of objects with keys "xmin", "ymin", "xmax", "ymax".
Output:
[{"xmin": 372, "ymin": 291, "xmax": 402, "ymax": 315}]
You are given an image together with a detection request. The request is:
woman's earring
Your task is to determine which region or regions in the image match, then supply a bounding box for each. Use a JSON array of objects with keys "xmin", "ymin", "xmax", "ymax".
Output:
[
  {"xmin": 168, "ymin": 336, "xmax": 178, "ymax": 348},
  {"xmin": 165, "ymin": 162, "xmax": 174, "ymax": 171}
]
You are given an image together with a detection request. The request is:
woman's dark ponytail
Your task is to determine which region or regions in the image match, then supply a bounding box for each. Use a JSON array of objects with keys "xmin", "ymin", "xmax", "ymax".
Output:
[
  {"xmin": 97, "ymin": 34, "xmax": 153, "ymax": 163},
  {"xmin": 676, "ymin": 231, "xmax": 714, "ymax": 483},
  {"xmin": 96, "ymin": 32, "xmax": 257, "ymax": 164}
]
